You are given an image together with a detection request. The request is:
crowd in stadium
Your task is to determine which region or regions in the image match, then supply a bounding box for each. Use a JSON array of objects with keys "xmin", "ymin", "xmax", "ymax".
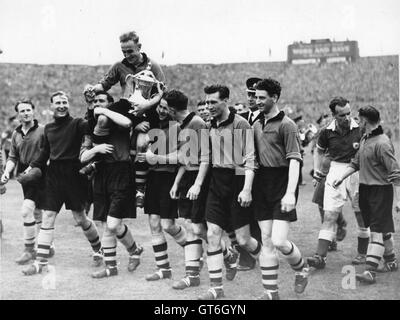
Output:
[{"xmin": 1, "ymin": 30, "xmax": 400, "ymax": 300}]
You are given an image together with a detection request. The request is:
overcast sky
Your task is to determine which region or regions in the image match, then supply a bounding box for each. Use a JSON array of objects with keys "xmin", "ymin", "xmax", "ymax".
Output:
[{"xmin": 0, "ymin": 0, "xmax": 399, "ymax": 65}]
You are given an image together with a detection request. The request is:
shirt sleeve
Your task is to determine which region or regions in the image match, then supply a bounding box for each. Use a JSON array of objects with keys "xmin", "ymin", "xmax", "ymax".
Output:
[
  {"xmin": 349, "ymin": 150, "xmax": 360, "ymax": 171},
  {"xmin": 236, "ymin": 119, "xmax": 257, "ymax": 171},
  {"xmin": 7, "ymin": 131, "xmax": 19, "ymax": 164},
  {"xmin": 281, "ymin": 121, "xmax": 302, "ymax": 162},
  {"xmin": 99, "ymin": 62, "xmax": 120, "ymax": 92},
  {"xmin": 317, "ymin": 128, "xmax": 328, "ymax": 151},
  {"xmin": 378, "ymin": 141, "xmax": 400, "ymax": 185},
  {"xmin": 77, "ymin": 118, "xmax": 89, "ymax": 136},
  {"xmin": 30, "ymin": 127, "xmax": 50, "ymax": 168},
  {"xmin": 150, "ymin": 59, "xmax": 166, "ymax": 83}
]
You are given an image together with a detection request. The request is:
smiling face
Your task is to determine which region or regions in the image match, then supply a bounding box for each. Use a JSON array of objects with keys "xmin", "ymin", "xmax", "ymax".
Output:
[
  {"xmin": 94, "ymin": 94, "xmax": 110, "ymax": 109},
  {"xmin": 121, "ymin": 40, "xmax": 141, "ymax": 65},
  {"xmin": 16, "ymin": 103, "xmax": 34, "ymax": 124},
  {"xmin": 157, "ymin": 99, "xmax": 170, "ymax": 121},
  {"xmin": 255, "ymin": 89, "xmax": 276, "ymax": 114},
  {"xmin": 197, "ymin": 104, "xmax": 210, "ymax": 121},
  {"xmin": 51, "ymin": 94, "xmax": 70, "ymax": 118},
  {"xmin": 205, "ymin": 92, "xmax": 227, "ymax": 120}
]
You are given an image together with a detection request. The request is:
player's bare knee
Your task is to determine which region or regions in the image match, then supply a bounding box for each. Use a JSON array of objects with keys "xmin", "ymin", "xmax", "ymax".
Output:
[
  {"xmin": 161, "ymin": 220, "xmax": 177, "ymax": 235},
  {"xmin": 21, "ymin": 200, "xmax": 35, "ymax": 220},
  {"xmin": 33, "ymin": 208, "xmax": 42, "ymax": 221},
  {"xmin": 235, "ymin": 231, "xmax": 250, "ymax": 247},
  {"xmin": 271, "ymin": 236, "xmax": 288, "ymax": 251},
  {"xmin": 323, "ymin": 210, "xmax": 339, "ymax": 225},
  {"xmin": 192, "ymin": 223, "xmax": 206, "ymax": 239},
  {"xmin": 42, "ymin": 210, "xmax": 57, "ymax": 227},
  {"xmin": 207, "ymin": 227, "xmax": 222, "ymax": 249}
]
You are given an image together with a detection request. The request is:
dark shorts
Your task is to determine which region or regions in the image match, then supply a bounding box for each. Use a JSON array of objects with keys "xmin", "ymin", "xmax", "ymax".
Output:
[
  {"xmin": 18, "ymin": 163, "xmax": 45, "ymax": 209},
  {"xmin": 205, "ymin": 168, "xmax": 253, "ymax": 231},
  {"xmin": 144, "ymin": 170, "xmax": 178, "ymax": 219},
  {"xmin": 177, "ymin": 170, "xmax": 210, "ymax": 224},
  {"xmin": 93, "ymin": 161, "xmax": 136, "ymax": 222},
  {"xmin": 311, "ymin": 177, "xmax": 326, "ymax": 207},
  {"xmin": 253, "ymin": 167, "xmax": 298, "ymax": 222},
  {"xmin": 43, "ymin": 161, "xmax": 88, "ymax": 212},
  {"xmin": 359, "ymin": 184, "xmax": 394, "ymax": 233}
]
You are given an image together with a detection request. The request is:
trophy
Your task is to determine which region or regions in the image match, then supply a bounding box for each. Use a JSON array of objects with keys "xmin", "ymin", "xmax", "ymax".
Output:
[{"xmin": 126, "ymin": 69, "xmax": 163, "ymax": 108}]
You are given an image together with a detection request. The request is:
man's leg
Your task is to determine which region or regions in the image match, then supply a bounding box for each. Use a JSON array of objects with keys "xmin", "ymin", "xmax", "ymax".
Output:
[
  {"xmin": 72, "ymin": 210, "xmax": 102, "ymax": 265},
  {"xmin": 380, "ymin": 233, "xmax": 398, "ymax": 272},
  {"xmin": 237, "ymin": 219, "xmax": 260, "ymax": 271},
  {"xmin": 145, "ymin": 215, "xmax": 172, "ymax": 281},
  {"xmin": 235, "ymin": 224, "xmax": 262, "ymax": 262},
  {"xmin": 22, "ymin": 210, "xmax": 57, "ymax": 275},
  {"xmin": 352, "ymin": 211, "xmax": 370, "ymax": 265},
  {"xmin": 198, "ymin": 222, "xmax": 225, "ymax": 300},
  {"xmin": 92, "ymin": 225, "xmax": 118, "ymax": 278},
  {"xmin": 16, "ymin": 199, "xmax": 37, "ymax": 264},
  {"xmin": 257, "ymin": 220, "xmax": 280, "ymax": 300},
  {"xmin": 307, "ymin": 209, "xmax": 338, "ymax": 269},
  {"xmin": 173, "ymin": 221, "xmax": 204, "ymax": 290},
  {"xmin": 272, "ymin": 220, "xmax": 309, "ymax": 294},
  {"xmin": 134, "ymin": 133, "xmax": 150, "ymax": 208}
]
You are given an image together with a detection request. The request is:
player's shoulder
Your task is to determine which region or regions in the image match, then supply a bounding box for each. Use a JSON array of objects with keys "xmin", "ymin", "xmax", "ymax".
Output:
[{"xmin": 234, "ymin": 114, "xmax": 251, "ymax": 129}]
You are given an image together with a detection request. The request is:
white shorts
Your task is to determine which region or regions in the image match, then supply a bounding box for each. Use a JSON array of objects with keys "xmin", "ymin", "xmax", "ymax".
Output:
[{"xmin": 323, "ymin": 161, "xmax": 360, "ymax": 213}]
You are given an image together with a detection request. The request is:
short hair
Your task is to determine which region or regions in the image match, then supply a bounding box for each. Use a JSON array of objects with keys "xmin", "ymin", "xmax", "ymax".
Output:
[
  {"xmin": 50, "ymin": 91, "xmax": 68, "ymax": 103},
  {"xmin": 119, "ymin": 31, "xmax": 140, "ymax": 43},
  {"xmin": 197, "ymin": 100, "xmax": 206, "ymax": 107},
  {"xmin": 164, "ymin": 90, "xmax": 188, "ymax": 111},
  {"xmin": 328, "ymin": 96, "xmax": 349, "ymax": 114},
  {"xmin": 204, "ymin": 85, "xmax": 230, "ymax": 100},
  {"xmin": 255, "ymin": 78, "xmax": 281, "ymax": 100},
  {"xmin": 358, "ymin": 105, "xmax": 380, "ymax": 124},
  {"xmin": 95, "ymin": 91, "xmax": 114, "ymax": 104},
  {"xmin": 14, "ymin": 99, "xmax": 35, "ymax": 112}
]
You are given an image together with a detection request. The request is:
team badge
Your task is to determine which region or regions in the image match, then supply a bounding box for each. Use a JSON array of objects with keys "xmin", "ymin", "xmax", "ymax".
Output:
[{"xmin": 353, "ymin": 142, "xmax": 360, "ymax": 149}]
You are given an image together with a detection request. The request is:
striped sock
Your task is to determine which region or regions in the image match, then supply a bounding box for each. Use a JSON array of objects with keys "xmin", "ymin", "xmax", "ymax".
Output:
[
  {"xmin": 184, "ymin": 238, "xmax": 202, "ymax": 275},
  {"xmin": 34, "ymin": 208, "xmax": 42, "ymax": 237},
  {"xmin": 383, "ymin": 233, "xmax": 395, "ymax": 262},
  {"xmin": 171, "ymin": 226, "xmax": 187, "ymax": 247},
  {"xmin": 102, "ymin": 232, "xmax": 117, "ymax": 267},
  {"xmin": 82, "ymin": 220, "xmax": 101, "ymax": 252},
  {"xmin": 152, "ymin": 232, "xmax": 170, "ymax": 269},
  {"xmin": 228, "ymin": 231, "xmax": 239, "ymax": 249},
  {"xmin": 207, "ymin": 249, "xmax": 223, "ymax": 288},
  {"xmin": 135, "ymin": 162, "xmax": 149, "ymax": 192},
  {"xmin": 281, "ymin": 241, "xmax": 305, "ymax": 271},
  {"xmin": 366, "ymin": 233, "xmax": 384, "ymax": 270},
  {"xmin": 36, "ymin": 227, "xmax": 54, "ymax": 264},
  {"xmin": 259, "ymin": 246, "xmax": 279, "ymax": 291},
  {"xmin": 116, "ymin": 224, "xmax": 137, "ymax": 254},
  {"xmin": 23, "ymin": 220, "xmax": 36, "ymax": 251}
]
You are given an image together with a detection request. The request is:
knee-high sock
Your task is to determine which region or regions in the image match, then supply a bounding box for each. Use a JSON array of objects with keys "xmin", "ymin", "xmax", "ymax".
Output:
[
  {"xmin": 317, "ymin": 230, "xmax": 335, "ymax": 257},
  {"xmin": 135, "ymin": 162, "xmax": 149, "ymax": 192},
  {"xmin": 82, "ymin": 220, "xmax": 101, "ymax": 252},
  {"xmin": 116, "ymin": 224, "xmax": 137, "ymax": 254},
  {"xmin": 280, "ymin": 241, "xmax": 305, "ymax": 271},
  {"xmin": 34, "ymin": 208, "xmax": 42, "ymax": 240},
  {"xmin": 366, "ymin": 233, "xmax": 384, "ymax": 271},
  {"xmin": 102, "ymin": 232, "xmax": 117, "ymax": 267},
  {"xmin": 184, "ymin": 238, "xmax": 202, "ymax": 276},
  {"xmin": 259, "ymin": 246, "xmax": 279, "ymax": 292},
  {"xmin": 357, "ymin": 227, "xmax": 370, "ymax": 255},
  {"xmin": 22, "ymin": 201, "xmax": 36, "ymax": 250},
  {"xmin": 152, "ymin": 232, "xmax": 170, "ymax": 269},
  {"xmin": 207, "ymin": 249, "xmax": 223, "ymax": 288},
  {"xmin": 36, "ymin": 227, "xmax": 54, "ymax": 264},
  {"xmin": 171, "ymin": 225, "xmax": 187, "ymax": 247},
  {"xmin": 383, "ymin": 233, "xmax": 395, "ymax": 262}
]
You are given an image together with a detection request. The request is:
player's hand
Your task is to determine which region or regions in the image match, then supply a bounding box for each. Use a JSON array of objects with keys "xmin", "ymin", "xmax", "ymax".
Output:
[
  {"xmin": 312, "ymin": 178, "xmax": 319, "ymax": 187},
  {"xmin": 170, "ymin": 184, "xmax": 179, "ymax": 200},
  {"xmin": 313, "ymin": 169, "xmax": 324, "ymax": 183},
  {"xmin": 94, "ymin": 144, "xmax": 114, "ymax": 154},
  {"xmin": 23, "ymin": 166, "xmax": 32, "ymax": 175},
  {"xmin": 238, "ymin": 189, "xmax": 252, "ymax": 208},
  {"xmin": 331, "ymin": 178, "xmax": 343, "ymax": 189},
  {"xmin": 281, "ymin": 192, "xmax": 296, "ymax": 212},
  {"xmin": 187, "ymin": 184, "xmax": 201, "ymax": 201},
  {"xmin": 1, "ymin": 171, "xmax": 10, "ymax": 184},
  {"xmin": 134, "ymin": 121, "xmax": 150, "ymax": 133},
  {"xmin": 83, "ymin": 84, "xmax": 96, "ymax": 103}
]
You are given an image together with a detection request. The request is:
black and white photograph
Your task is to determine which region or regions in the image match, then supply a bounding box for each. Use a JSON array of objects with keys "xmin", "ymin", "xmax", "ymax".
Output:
[{"xmin": 0, "ymin": 0, "xmax": 399, "ymax": 306}]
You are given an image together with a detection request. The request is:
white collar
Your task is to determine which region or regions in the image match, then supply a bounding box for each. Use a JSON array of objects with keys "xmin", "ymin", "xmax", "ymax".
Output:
[
  {"xmin": 326, "ymin": 118, "xmax": 359, "ymax": 131},
  {"xmin": 250, "ymin": 109, "xmax": 260, "ymax": 117}
]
